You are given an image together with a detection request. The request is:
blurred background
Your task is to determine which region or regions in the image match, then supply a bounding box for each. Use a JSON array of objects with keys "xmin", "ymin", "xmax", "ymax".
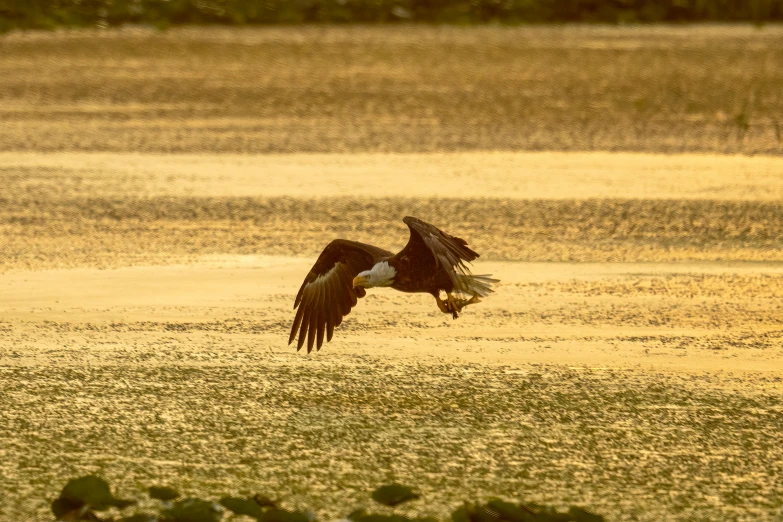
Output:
[
  {"xmin": 3, "ymin": 3, "xmax": 783, "ymax": 522},
  {"xmin": 3, "ymin": 0, "xmax": 783, "ymax": 30}
]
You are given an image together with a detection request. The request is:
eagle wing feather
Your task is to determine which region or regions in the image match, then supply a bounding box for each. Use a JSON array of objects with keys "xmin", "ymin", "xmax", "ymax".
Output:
[
  {"xmin": 402, "ymin": 216, "xmax": 480, "ymax": 293},
  {"xmin": 289, "ymin": 239, "xmax": 393, "ymax": 352}
]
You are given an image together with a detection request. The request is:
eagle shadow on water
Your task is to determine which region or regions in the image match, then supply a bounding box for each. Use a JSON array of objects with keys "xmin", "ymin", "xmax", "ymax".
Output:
[{"xmin": 289, "ymin": 216, "xmax": 499, "ymax": 353}]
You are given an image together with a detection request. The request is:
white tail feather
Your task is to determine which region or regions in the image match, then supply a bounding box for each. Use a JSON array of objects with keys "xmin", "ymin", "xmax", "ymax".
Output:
[{"xmin": 455, "ymin": 274, "xmax": 499, "ymax": 297}]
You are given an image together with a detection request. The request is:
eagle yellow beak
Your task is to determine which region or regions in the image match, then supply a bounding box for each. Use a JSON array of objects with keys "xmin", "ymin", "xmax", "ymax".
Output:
[{"xmin": 353, "ymin": 275, "xmax": 370, "ymax": 288}]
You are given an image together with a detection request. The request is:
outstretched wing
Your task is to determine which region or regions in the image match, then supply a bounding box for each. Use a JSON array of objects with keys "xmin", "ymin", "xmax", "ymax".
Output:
[
  {"xmin": 401, "ymin": 216, "xmax": 481, "ymax": 293},
  {"xmin": 290, "ymin": 239, "xmax": 393, "ymax": 353}
]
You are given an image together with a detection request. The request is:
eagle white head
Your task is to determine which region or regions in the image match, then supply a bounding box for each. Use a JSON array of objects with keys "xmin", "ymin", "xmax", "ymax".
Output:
[{"xmin": 353, "ymin": 261, "xmax": 396, "ymax": 289}]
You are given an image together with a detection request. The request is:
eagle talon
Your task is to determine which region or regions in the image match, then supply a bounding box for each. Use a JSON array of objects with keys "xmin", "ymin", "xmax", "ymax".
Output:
[
  {"xmin": 447, "ymin": 293, "xmax": 461, "ymax": 319},
  {"xmin": 435, "ymin": 294, "xmax": 454, "ymax": 316},
  {"xmin": 436, "ymin": 293, "xmax": 470, "ymax": 319},
  {"xmin": 438, "ymin": 293, "xmax": 482, "ymax": 319}
]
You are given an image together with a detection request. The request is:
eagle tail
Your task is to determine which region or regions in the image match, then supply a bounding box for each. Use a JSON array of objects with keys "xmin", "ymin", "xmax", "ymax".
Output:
[{"xmin": 455, "ymin": 274, "xmax": 499, "ymax": 297}]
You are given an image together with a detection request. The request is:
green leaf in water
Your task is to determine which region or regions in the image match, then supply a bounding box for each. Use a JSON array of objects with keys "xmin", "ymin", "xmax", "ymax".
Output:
[
  {"xmin": 149, "ymin": 486, "xmax": 180, "ymax": 502},
  {"xmin": 220, "ymin": 496, "xmax": 265, "ymax": 519},
  {"xmin": 59, "ymin": 475, "xmax": 135, "ymax": 511},
  {"xmin": 370, "ymin": 484, "xmax": 420, "ymax": 507},
  {"xmin": 162, "ymin": 498, "xmax": 222, "ymax": 522}
]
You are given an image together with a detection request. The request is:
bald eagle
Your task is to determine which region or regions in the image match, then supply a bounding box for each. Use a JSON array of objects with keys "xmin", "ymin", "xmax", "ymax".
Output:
[{"xmin": 289, "ymin": 216, "xmax": 499, "ymax": 352}]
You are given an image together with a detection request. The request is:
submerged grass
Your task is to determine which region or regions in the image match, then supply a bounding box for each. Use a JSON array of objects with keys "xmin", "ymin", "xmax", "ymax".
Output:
[
  {"xmin": 2, "ymin": 362, "xmax": 782, "ymax": 521},
  {"xmin": 1, "ymin": 26, "xmax": 782, "ymax": 155},
  {"xmin": 4, "ymin": 195, "xmax": 783, "ymax": 270}
]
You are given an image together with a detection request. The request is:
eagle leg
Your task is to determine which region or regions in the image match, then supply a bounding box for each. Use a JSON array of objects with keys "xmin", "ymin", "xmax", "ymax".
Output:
[
  {"xmin": 437, "ymin": 293, "xmax": 482, "ymax": 320},
  {"xmin": 447, "ymin": 293, "xmax": 460, "ymax": 320},
  {"xmin": 435, "ymin": 294, "xmax": 458, "ymax": 319}
]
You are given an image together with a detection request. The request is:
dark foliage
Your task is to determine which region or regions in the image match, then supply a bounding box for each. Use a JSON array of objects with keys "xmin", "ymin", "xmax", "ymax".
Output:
[
  {"xmin": 2, "ymin": 0, "xmax": 783, "ymax": 32},
  {"xmin": 148, "ymin": 487, "xmax": 180, "ymax": 503},
  {"xmin": 52, "ymin": 476, "xmax": 136, "ymax": 521},
  {"xmin": 161, "ymin": 498, "xmax": 223, "ymax": 522},
  {"xmin": 370, "ymin": 484, "xmax": 420, "ymax": 507},
  {"xmin": 48, "ymin": 476, "xmax": 605, "ymax": 522}
]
